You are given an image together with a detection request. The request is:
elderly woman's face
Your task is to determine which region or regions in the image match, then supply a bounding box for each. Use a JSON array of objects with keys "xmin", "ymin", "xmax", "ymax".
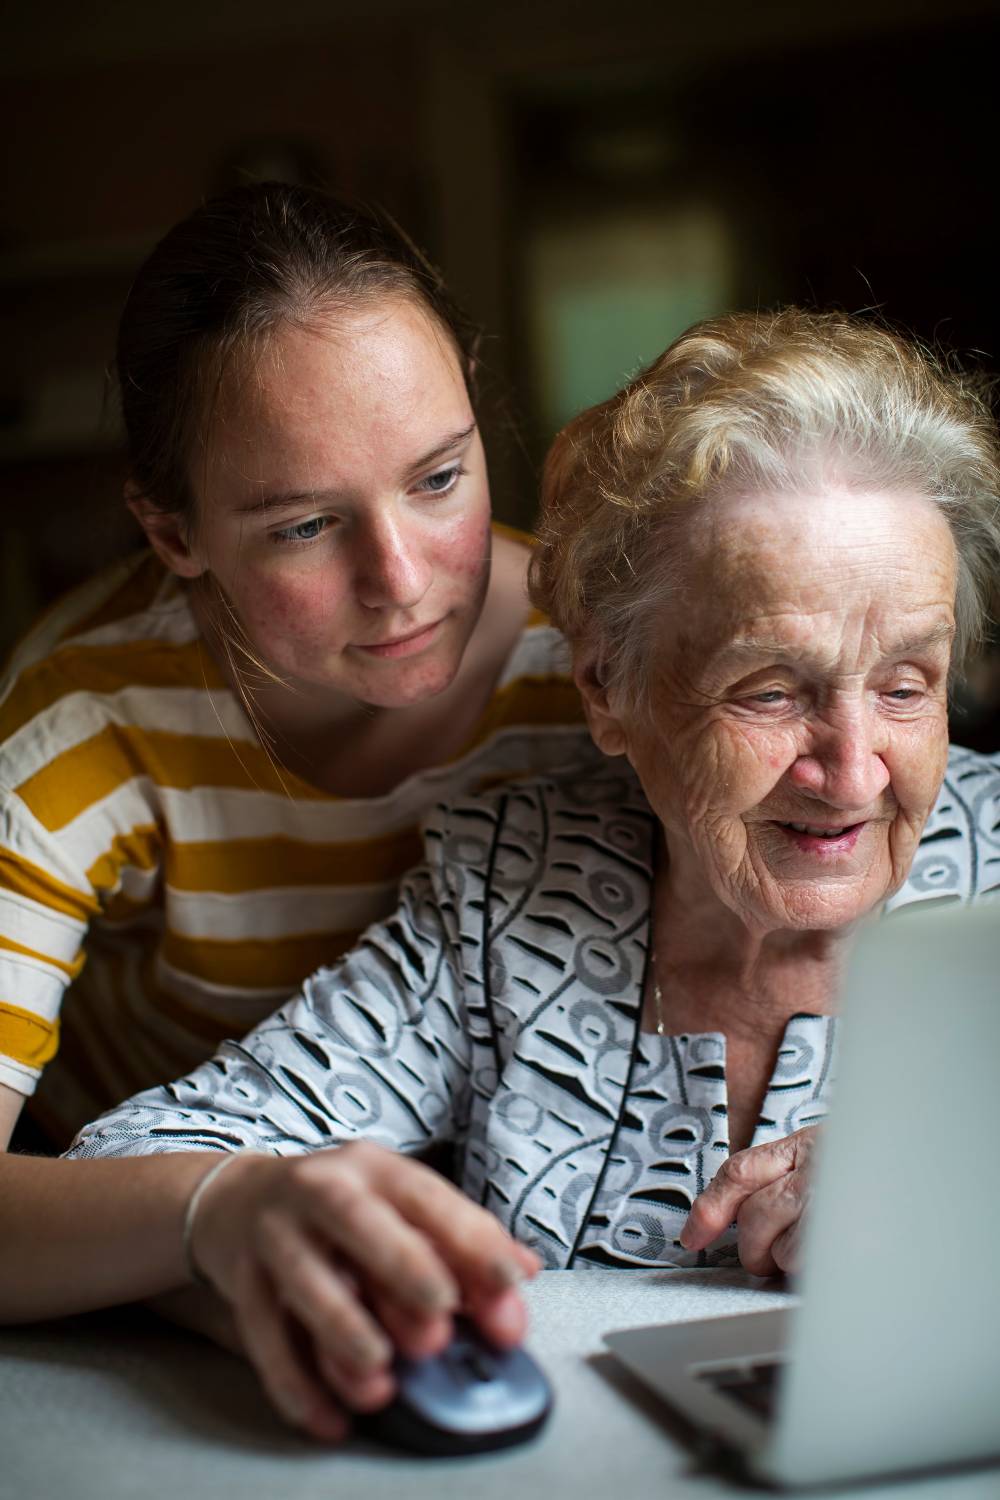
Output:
[{"xmin": 594, "ymin": 489, "xmax": 957, "ymax": 934}]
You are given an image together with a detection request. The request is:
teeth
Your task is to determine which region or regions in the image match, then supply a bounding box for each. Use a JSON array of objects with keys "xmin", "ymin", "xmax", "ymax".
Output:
[{"xmin": 786, "ymin": 822, "xmax": 848, "ymax": 838}]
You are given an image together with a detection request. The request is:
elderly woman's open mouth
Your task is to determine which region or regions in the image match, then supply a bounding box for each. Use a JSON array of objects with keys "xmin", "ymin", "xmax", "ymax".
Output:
[
  {"xmin": 775, "ymin": 819, "xmax": 865, "ymax": 849},
  {"xmin": 752, "ymin": 805, "xmax": 891, "ymax": 882}
]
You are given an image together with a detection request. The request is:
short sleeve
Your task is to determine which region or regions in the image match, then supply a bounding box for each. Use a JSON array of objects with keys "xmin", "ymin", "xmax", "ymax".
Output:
[
  {"xmin": 66, "ymin": 843, "xmax": 474, "ymax": 1158},
  {"xmin": 0, "ymin": 786, "xmax": 96, "ymax": 1096}
]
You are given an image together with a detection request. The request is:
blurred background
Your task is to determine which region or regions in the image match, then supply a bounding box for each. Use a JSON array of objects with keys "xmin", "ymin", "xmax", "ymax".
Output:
[{"xmin": 3, "ymin": 0, "xmax": 999, "ymax": 746}]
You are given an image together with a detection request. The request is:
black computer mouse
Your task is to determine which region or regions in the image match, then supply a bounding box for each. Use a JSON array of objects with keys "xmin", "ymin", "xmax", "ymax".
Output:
[{"xmin": 358, "ymin": 1317, "xmax": 553, "ymax": 1457}]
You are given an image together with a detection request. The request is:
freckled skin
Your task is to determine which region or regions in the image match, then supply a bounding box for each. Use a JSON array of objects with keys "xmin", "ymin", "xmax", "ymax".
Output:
[
  {"xmin": 187, "ymin": 298, "xmax": 492, "ymax": 713},
  {"xmin": 593, "ymin": 489, "xmax": 957, "ymax": 939}
]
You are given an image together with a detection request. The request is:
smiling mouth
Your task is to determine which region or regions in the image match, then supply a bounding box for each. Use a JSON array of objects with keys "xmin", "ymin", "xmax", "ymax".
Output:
[
  {"xmin": 771, "ymin": 820, "xmax": 871, "ymax": 850},
  {"xmin": 780, "ymin": 821, "xmax": 862, "ymax": 839}
]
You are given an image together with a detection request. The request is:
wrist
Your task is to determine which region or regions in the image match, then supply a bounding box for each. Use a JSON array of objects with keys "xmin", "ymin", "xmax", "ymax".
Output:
[{"xmin": 183, "ymin": 1151, "xmax": 269, "ymax": 1289}]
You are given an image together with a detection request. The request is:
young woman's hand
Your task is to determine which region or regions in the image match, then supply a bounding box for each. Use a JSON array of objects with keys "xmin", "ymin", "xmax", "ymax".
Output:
[
  {"xmin": 679, "ymin": 1126, "xmax": 821, "ymax": 1276},
  {"xmin": 190, "ymin": 1142, "xmax": 540, "ymax": 1441}
]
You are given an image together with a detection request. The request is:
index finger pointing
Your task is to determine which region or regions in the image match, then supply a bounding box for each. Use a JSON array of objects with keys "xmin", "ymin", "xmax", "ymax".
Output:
[{"xmin": 680, "ymin": 1138, "xmax": 798, "ymax": 1251}]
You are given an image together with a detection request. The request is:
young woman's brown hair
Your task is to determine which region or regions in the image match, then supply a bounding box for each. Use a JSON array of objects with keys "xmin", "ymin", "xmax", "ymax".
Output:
[{"xmin": 118, "ymin": 180, "xmax": 480, "ymax": 526}]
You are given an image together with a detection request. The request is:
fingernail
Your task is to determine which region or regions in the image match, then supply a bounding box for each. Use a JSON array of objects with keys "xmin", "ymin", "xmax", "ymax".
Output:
[
  {"xmin": 349, "ymin": 1335, "xmax": 389, "ymax": 1370},
  {"xmin": 415, "ymin": 1278, "xmax": 457, "ymax": 1313},
  {"xmin": 492, "ymin": 1257, "xmax": 526, "ymax": 1289},
  {"xmin": 491, "ymin": 1295, "xmax": 525, "ymax": 1338}
]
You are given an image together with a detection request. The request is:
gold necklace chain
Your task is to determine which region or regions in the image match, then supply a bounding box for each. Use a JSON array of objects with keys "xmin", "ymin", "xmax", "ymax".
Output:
[{"xmin": 651, "ymin": 951, "xmax": 666, "ymax": 1036}]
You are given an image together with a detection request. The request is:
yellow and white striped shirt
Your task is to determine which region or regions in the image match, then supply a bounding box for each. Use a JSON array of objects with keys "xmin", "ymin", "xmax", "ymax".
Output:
[{"xmin": 0, "ymin": 549, "xmax": 595, "ymax": 1143}]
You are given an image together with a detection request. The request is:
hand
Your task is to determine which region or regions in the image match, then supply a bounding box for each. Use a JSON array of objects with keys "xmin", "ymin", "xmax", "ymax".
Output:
[
  {"xmin": 679, "ymin": 1126, "xmax": 821, "ymax": 1276},
  {"xmin": 190, "ymin": 1142, "xmax": 540, "ymax": 1442}
]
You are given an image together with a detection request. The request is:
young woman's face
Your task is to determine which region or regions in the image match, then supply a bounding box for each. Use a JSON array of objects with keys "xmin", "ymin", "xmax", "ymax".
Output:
[{"xmin": 187, "ymin": 297, "xmax": 492, "ymax": 709}]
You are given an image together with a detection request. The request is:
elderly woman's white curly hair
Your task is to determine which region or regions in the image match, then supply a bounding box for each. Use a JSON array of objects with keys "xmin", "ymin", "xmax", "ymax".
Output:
[{"xmin": 530, "ymin": 307, "xmax": 1000, "ymax": 711}]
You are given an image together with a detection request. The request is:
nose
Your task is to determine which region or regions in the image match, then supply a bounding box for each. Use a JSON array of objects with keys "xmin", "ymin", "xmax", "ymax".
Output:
[
  {"xmin": 787, "ymin": 701, "xmax": 891, "ymax": 810},
  {"xmin": 353, "ymin": 512, "xmax": 433, "ymax": 612}
]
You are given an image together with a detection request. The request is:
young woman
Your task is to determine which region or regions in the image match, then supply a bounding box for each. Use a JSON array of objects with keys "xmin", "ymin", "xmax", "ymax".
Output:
[{"xmin": 0, "ymin": 181, "xmax": 593, "ymax": 1152}]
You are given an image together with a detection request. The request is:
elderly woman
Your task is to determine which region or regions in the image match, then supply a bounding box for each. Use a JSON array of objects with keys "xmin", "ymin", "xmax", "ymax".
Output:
[{"xmin": 5, "ymin": 309, "xmax": 1000, "ymax": 1441}]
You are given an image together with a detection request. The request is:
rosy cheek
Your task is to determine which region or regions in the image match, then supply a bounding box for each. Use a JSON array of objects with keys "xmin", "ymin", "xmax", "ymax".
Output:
[
  {"xmin": 432, "ymin": 509, "xmax": 492, "ymax": 582},
  {"xmin": 240, "ymin": 568, "xmax": 343, "ymax": 646}
]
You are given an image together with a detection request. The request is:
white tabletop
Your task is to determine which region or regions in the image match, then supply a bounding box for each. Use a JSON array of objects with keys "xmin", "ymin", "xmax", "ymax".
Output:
[{"xmin": 3, "ymin": 1268, "xmax": 997, "ymax": 1500}]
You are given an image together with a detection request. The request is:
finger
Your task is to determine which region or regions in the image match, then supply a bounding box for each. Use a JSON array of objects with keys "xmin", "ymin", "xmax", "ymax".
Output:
[
  {"xmin": 680, "ymin": 1138, "xmax": 798, "ymax": 1251},
  {"xmin": 374, "ymin": 1281, "xmax": 528, "ymax": 1365},
  {"xmin": 371, "ymin": 1284, "xmax": 527, "ymax": 1386},
  {"xmin": 370, "ymin": 1289, "xmax": 454, "ymax": 1361},
  {"xmin": 770, "ymin": 1213, "xmax": 806, "ymax": 1275},
  {"xmin": 734, "ymin": 1171, "xmax": 806, "ymax": 1276},
  {"xmin": 364, "ymin": 1152, "xmax": 541, "ymax": 1293},
  {"xmin": 313, "ymin": 1346, "xmax": 397, "ymax": 1414},
  {"xmin": 232, "ymin": 1261, "xmax": 348, "ymax": 1442},
  {"xmin": 316, "ymin": 1262, "xmax": 417, "ymax": 1400},
  {"xmin": 302, "ymin": 1177, "xmax": 462, "ymax": 1317},
  {"xmin": 365, "ymin": 1281, "xmax": 528, "ymax": 1377},
  {"xmin": 464, "ymin": 1284, "xmax": 530, "ymax": 1349},
  {"xmin": 255, "ymin": 1212, "xmax": 394, "ymax": 1377}
]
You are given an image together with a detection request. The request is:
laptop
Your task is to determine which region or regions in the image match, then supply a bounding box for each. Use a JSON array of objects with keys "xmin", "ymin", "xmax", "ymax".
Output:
[{"xmin": 603, "ymin": 898, "xmax": 1000, "ymax": 1488}]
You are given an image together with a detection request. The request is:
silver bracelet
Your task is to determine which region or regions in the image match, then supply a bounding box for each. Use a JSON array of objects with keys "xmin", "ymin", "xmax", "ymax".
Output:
[{"xmin": 181, "ymin": 1152, "xmax": 245, "ymax": 1288}]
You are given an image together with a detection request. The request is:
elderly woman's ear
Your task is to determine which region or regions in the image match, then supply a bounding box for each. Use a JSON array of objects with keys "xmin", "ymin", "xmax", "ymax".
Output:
[{"xmin": 572, "ymin": 648, "xmax": 630, "ymax": 758}]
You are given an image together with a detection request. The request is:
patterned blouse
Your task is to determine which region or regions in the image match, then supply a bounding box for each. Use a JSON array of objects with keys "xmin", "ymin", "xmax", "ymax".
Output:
[{"xmin": 67, "ymin": 745, "xmax": 1000, "ymax": 1270}]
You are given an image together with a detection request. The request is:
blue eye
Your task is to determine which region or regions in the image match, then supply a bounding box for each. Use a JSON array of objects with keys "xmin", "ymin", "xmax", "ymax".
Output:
[
  {"xmin": 418, "ymin": 464, "xmax": 464, "ymax": 495},
  {"xmin": 753, "ymin": 690, "xmax": 788, "ymax": 704},
  {"xmin": 273, "ymin": 516, "xmax": 328, "ymax": 544}
]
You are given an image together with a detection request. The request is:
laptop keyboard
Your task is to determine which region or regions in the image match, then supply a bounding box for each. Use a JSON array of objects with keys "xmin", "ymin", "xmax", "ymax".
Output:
[{"xmin": 698, "ymin": 1360, "xmax": 784, "ymax": 1420}]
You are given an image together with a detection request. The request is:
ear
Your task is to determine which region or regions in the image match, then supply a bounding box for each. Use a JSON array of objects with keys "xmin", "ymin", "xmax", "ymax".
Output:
[
  {"xmin": 465, "ymin": 330, "xmax": 481, "ymax": 388},
  {"xmin": 572, "ymin": 645, "xmax": 630, "ymax": 758},
  {"xmin": 126, "ymin": 483, "xmax": 205, "ymax": 579}
]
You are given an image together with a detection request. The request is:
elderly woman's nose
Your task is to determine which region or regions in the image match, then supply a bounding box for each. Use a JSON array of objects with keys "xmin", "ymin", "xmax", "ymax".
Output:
[
  {"xmin": 354, "ymin": 516, "xmax": 433, "ymax": 611},
  {"xmin": 788, "ymin": 713, "xmax": 891, "ymax": 807}
]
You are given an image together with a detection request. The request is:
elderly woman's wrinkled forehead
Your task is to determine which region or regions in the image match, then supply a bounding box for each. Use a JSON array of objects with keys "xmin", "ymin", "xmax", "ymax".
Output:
[{"xmin": 657, "ymin": 487, "xmax": 958, "ymax": 687}]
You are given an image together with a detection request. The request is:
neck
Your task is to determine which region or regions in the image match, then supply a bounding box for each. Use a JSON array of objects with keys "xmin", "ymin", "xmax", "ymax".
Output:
[{"xmin": 652, "ymin": 843, "xmax": 857, "ymax": 1044}]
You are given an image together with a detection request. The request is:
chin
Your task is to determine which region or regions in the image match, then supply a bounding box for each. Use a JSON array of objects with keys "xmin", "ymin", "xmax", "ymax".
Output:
[
  {"xmin": 757, "ymin": 881, "xmax": 889, "ymax": 934},
  {"xmin": 355, "ymin": 660, "xmax": 461, "ymax": 710}
]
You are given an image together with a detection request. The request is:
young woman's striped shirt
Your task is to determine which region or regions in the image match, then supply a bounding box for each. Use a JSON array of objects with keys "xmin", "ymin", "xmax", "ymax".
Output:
[{"xmin": 0, "ymin": 549, "xmax": 595, "ymax": 1143}]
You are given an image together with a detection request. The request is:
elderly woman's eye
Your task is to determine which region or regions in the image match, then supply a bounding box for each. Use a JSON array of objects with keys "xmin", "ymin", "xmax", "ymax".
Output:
[{"xmin": 752, "ymin": 690, "xmax": 788, "ymax": 704}]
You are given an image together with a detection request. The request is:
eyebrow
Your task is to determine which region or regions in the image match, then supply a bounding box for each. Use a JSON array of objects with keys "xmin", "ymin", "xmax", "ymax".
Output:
[
  {"xmin": 720, "ymin": 621, "xmax": 956, "ymax": 665},
  {"xmin": 400, "ymin": 422, "xmax": 477, "ymax": 483},
  {"xmin": 231, "ymin": 422, "xmax": 478, "ymax": 516}
]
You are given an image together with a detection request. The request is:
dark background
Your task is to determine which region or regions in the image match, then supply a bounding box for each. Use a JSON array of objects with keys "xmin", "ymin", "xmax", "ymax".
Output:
[{"xmin": 3, "ymin": 0, "xmax": 999, "ymax": 745}]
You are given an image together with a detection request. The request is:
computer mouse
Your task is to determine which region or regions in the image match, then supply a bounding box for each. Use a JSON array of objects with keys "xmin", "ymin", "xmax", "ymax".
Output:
[{"xmin": 358, "ymin": 1316, "xmax": 553, "ymax": 1456}]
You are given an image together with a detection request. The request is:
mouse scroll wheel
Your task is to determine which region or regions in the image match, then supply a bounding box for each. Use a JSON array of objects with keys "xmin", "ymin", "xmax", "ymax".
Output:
[{"xmin": 458, "ymin": 1350, "xmax": 497, "ymax": 1382}]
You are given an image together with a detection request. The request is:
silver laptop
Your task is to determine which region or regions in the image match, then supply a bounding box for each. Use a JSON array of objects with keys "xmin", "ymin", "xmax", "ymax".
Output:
[{"xmin": 604, "ymin": 898, "xmax": 1000, "ymax": 1488}]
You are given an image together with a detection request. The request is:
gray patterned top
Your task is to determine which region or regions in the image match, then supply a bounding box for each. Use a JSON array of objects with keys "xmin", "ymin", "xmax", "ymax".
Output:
[{"xmin": 67, "ymin": 745, "xmax": 1000, "ymax": 1269}]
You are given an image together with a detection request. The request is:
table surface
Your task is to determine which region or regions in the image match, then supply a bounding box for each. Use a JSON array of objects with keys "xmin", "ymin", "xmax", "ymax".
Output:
[{"xmin": 3, "ymin": 1268, "xmax": 997, "ymax": 1500}]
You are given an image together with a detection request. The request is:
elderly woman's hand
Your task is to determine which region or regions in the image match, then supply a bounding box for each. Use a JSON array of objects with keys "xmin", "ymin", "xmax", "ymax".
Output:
[
  {"xmin": 188, "ymin": 1142, "xmax": 540, "ymax": 1442},
  {"xmin": 679, "ymin": 1127, "xmax": 821, "ymax": 1276}
]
